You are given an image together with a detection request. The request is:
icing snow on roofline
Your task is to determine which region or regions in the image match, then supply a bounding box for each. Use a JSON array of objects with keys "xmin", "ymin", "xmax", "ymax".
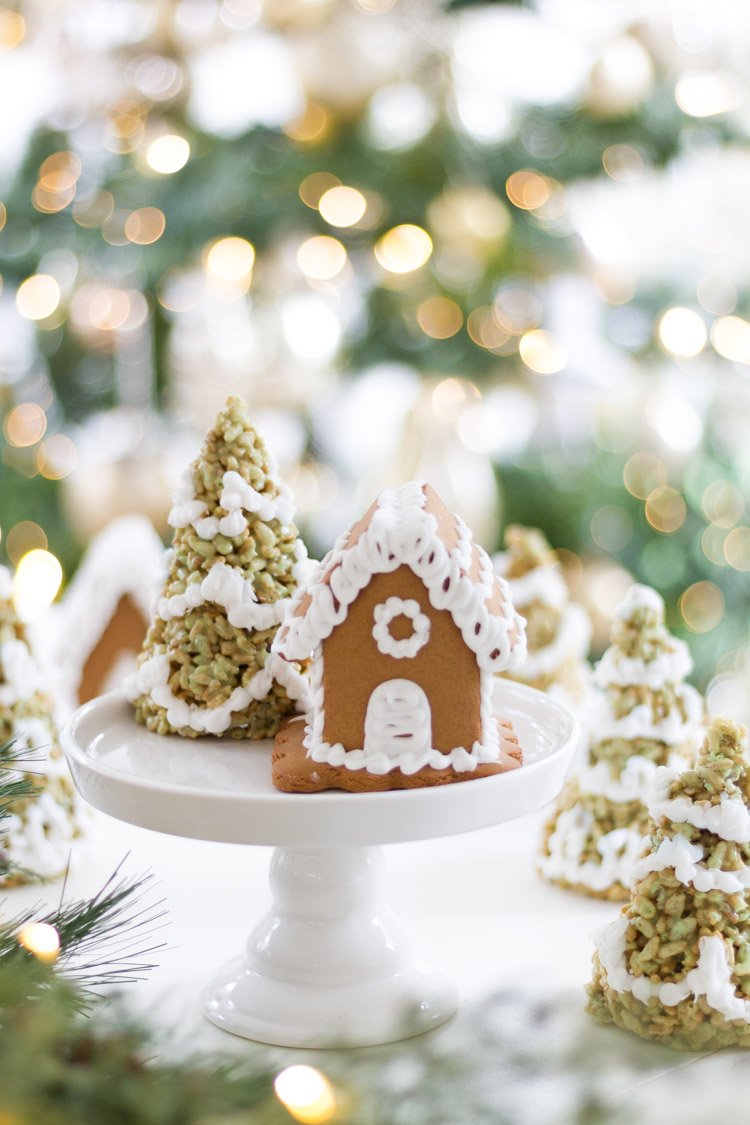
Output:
[{"xmin": 273, "ymin": 480, "xmax": 527, "ymax": 672}]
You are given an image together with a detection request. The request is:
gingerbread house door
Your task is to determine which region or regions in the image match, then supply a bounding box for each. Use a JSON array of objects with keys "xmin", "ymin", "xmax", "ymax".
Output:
[{"xmin": 363, "ymin": 678, "xmax": 432, "ymax": 761}]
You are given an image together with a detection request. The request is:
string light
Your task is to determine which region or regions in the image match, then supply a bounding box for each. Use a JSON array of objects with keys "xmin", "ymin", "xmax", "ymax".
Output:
[
  {"xmin": 711, "ymin": 316, "xmax": 750, "ymax": 364},
  {"xmin": 374, "ymin": 224, "xmax": 432, "ymax": 274},
  {"xmin": 0, "ymin": 10, "xmax": 25, "ymax": 49},
  {"xmin": 17, "ymin": 923, "xmax": 60, "ymax": 963},
  {"xmin": 12, "ymin": 550, "xmax": 63, "ymax": 621},
  {"xmin": 205, "ymin": 236, "xmax": 255, "ymax": 292},
  {"xmin": 506, "ymin": 169, "xmax": 553, "ymax": 210},
  {"xmin": 657, "ymin": 307, "xmax": 706, "ymax": 357},
  {"xmin": 297, "ymin": 235, "xmax": 347, "ymax": 281},
  {"xmin": 4, "ymin": 403, "xmax": 47, "ymax": 447},
  {"xmin": 274, "ymin": 1066, "xmax": 336, "ymax": 1124},
  {"xmin": 417, "ymin": 296, "xmax": 463, "ymax": 339},
  {"xmin": 284, "ymin": 102, "xmax": 330, "ymax": 143},
  {"xmin": 146, "ymin": 134, "xmax": 190, "ymax": 174},
  {"xmin": 675, "ymin": 71, "xmax": 742, "ymax": 118},
  {"xmin": 299, "ymin": 172, "xmax": 340, "ymax": 209},
  {"xmin": 16, "ymin": 274, "xmax": 61, "ymax": 321},
  {"xmin": 519, "ymin": 329, "xmax": 566, "ymax": 374},
  {"xmin": 318, "ymin": 185, "xmax": 366, "ymax": 227},
  {"xmin": 125, "ymin": 207, "xmax": 166, "ymax": 245}
]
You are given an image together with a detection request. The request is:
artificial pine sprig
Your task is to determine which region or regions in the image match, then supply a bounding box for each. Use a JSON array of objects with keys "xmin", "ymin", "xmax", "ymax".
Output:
[{"xmin": 0, "ymin": 735, "xmax": 42, "ymax": 882}]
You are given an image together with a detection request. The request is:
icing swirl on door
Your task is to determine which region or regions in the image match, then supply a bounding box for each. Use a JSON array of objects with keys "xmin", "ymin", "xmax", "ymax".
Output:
[{"xmin": 363, "ymin": 679, "xmax": 432, "ymax": 768}]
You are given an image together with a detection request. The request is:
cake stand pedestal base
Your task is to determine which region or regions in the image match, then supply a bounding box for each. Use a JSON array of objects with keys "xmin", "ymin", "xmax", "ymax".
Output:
[{"xmin": 202, "ymin": 844, "xmax": 458, "ymax": 1047}]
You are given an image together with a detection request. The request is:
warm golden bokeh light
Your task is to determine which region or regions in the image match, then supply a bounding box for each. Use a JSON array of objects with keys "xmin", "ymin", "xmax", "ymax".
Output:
[
  {"xmin": 702, "ymin": 479, "xmax": 744, "ymax": 527},
  {"xmin": 0, "ymin": 201, "xmax": 6, "ymax": 231},
  {"xmin": 417, "ymin": 296, "xmax": 463, "ymax": 339},
  {"xmin": 657, "ymin": 306, "xmax": 706, "ymax": 357},
  {"xmin": 374, "ymin": 224, "xmax": 432, "ymax": 274},
  {"xmin": 284, "ymin": 102, "xmax": 330, "ymax": 143},
  {"xmin": 16, "ymin": 274, "xmax": 61, "ymax": 320},
  {"xmin": 0, "ymin": 9, "xmax": 25, "ymax": 49},
  {"xmin": 35, "ymin": 435, "xmax": 78, "ymax": 480},
  {"xmin": 505, "ymin": 169, "xmax": 551, "ymax": 210},
  {"xmin": 39, "ymin": 151, "xmax": 82, "ymax": 193},
  {"xmin": 73, "ymin": 191, "xmax": 115, "ymax": 229},
  {"xmin": 466, "ymin": 306, "xmax": 512, "ymax": 352},
  {"xmin": 12, "ymin": 549, "xmax": 63, "ymax": 620},
  {"xmin": 623, "ymin": 452, "xmax": 668, "ymax": 500},
  {"xmin": 89, "ymin": 288, "xmax": 131, "ymax": 331},
  {"xmin": 299, "ymin": 172, "xmax": 341, "ymax": 209},
  {"xmin": 680, "ymin": 581, "xmax": 725, "ymax": 633},
  {"xmin": 205, "ymin": 237, "xmax": 255, "ymax": 288},
  {"xmin": 519, "ymin": 329, "xmax": 566, "ymax": 374},
  {"xmin": 4, "ymin": 403, "xmax": 47, "ymax": 447},
  {"xmin": 724, "ymin": 526, "xmax": 750, "ymax": 571},
  {"xmin": 432, "ymin": 377, "xmax": 479, "ymax": 419},
  {"xmin": 17, "ymin": 923, "xmax": 60, "ymax": 963},
  {"xmin": 319, "ymin": 185, "xmax": 367, "ymax": 227},
  {"xmin": 146, "ymin": 133, "xmax": 190, "ymax": 174},
  {"xmin": 675, "ymin": 71, "xmax": 742, "ymax": 118},
  {"xmin": 494, "ymin": 288, "xmax": 543, "ymax": 334},
  {"xmin": 645, "ymin": 486, "xmax": 687, "ymax": 533},
  {"xmin": 125, "ymin": 207, "xmax": 166, "ymax": 245},
  {"xmin": 297, "ymin": 235, "xmax": 347, "ymax": 281},
  {"xmin": 6, "ymin": 521, "xmax": 47, "ymax": 565},
  {"xmin": 702, "ymin": 524, "xmax": 728, "ymax": 566},
  {"xmin": 274, "ymin": 1066, "xmax": 336, "ymax": 1124},
  {"xmin": 602, "ymin": 144, "xmax": 644, "ymax": 182},
  {"xmin": 711, "ymin": 315, "xmax": 750, "ymax": 364}
]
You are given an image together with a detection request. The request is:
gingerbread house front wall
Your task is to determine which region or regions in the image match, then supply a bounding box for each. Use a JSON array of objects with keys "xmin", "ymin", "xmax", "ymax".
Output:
[{"xmin": 320, "ymin": 565, "xmax": 483, "ymax": 753}]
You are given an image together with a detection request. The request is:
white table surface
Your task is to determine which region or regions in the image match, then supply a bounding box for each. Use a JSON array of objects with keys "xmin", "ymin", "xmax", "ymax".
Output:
[{"xmin": 4, "ymin": 798, "xmax": 749, "ymax": 1123}]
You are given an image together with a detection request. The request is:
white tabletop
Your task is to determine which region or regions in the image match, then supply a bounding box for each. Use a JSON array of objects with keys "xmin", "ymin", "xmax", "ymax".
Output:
[{"xmin": 5, "ymin": 795, "xmax": 749, "ymax": 1122}]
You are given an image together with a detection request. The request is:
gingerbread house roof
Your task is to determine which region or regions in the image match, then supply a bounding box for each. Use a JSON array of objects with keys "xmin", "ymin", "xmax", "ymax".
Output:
[{"xmin": 274, "ymin": 480, "xmax": 526, "ymax": 673}]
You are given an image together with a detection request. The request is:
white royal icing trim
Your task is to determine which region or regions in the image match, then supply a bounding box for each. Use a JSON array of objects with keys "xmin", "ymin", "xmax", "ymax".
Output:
[
  {"xmin": 495, "ymin": 559, "xmax": 569, "ymax": 612},
  {"xmin": 168, "ymin": 468, "xmax": 296, "ymax": 538},
  {"xmin": 586, "ymin": 682, "xmax": 704, "ymax": 746},
  {"xmin": 372, "ymin": 597, "xmax": 431, "ymax": 659},
  {"xmin": 648, "ymin": 765, "xmax": 750, "ymax": 843},
  {"xmin": 539, "ymin": 804, "xmax": 645, "ymax": 892},
  {"xmin": 516, "ymin": 602, "xmax": 591, "ymax": 679},
  {"xmin": 630, "ymin": 835, "xmax": 750, "ymax": 894},
  {"xmin": 126, "ymin": 650, "xmax": 311, "ymax": 735},
  {"xmin": 593, "ymin": 640, "xmax": 694, "ymax": 691},
  {"xmin": 615, "ymin": 583, "xmax": 665, "ymax": 620},
  {"xmin": 595, "ymin": 916, "xmax": 750, "ymax": 1022},
  {"xmin": 575, "ymin": 749, "xmax": 689, "ymax": 804},
  {"xmin": 156, "ymin": 559, "xmax": 293, "ymax": 631},
  {"xmin": 274, "ymin": 480, "xmax": 526, "ymax": 675}
]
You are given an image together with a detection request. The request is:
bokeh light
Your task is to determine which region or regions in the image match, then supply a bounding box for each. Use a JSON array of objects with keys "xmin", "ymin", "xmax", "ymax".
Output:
[
  {"xmin": 645, "ymin": 486, "xmax": 686, "ymax": 533},
  {"xmin": 417, "ymin": 296, "xmax": 463, "ymax": 339},
  {"xmin": 623, "ymin": 452, "xmax": 667, "ymax": 500},
  {"xmin": 724, "ymin": 526, "xmax": 750, "ymax": 571},
  {"xmin": 35, "ymin": 435, "xmax": 78, "ymax": 480},
  {"xmin": 17, "ymin": 923, "xmax": 60, "ymax": 963},
  {"xmin": 297, "ymin": 235, "xmax": 347, "ymax": 280},
  {"xmin": 657, "ymin": 307, "xmax": 706, "ymax": 357},
  {"xmin": 16, "ymin": 274, "xmax": 61, "ymax": 320},
  {"xmin": 702, "ymin": 479, "xmax": 744, "ymax": 527},
  {"xmin": 299, "ymin": 172, "xmax": 341, "ymax": 209},
  {"xmin": 205, "ymin": 236, "xmax": 255, "ymax": 291},
  {"xmin": 145, "ymin": 133, "xmax": 190, "ymax": 173},
  {"xmin": 374, "ymin": 224, "xmax": 432, "ymax": 274},
  {"xmin": 125, "ymin": 207, "xmax": 166, "ymax": 244},
  {"xmin": 0, "ymin": 10, "xmax": 25, "ymax": 49},
  {"xmin": 4, "ymin": 403, "xmax": 47, "ymax": 447},
  {"xmin": 711, "ymin": 315, "xmax": 750, "ymax": 364},
  {"xmin": 506, "ymin": 169, "xmax": 552, "ymax": 210},
  {"xmin": 274, "ymin": 1066, "xmax": 336, "ymax": 1124},
  {"xmin": 5, "ymin": 521, "xmax": 47, "ymax": 565},
  {"xmin": 590, "ymin": 505, "xmax": 633, "ymax": 552},
  {"xmin": 12, "ymin": 550, "xmax": 63, "ymax": 621},
  {"xmin": 675, "ymin": 71, "xmax": 742, "ymax": 118},
  {"xmin": 680, "ymin": 580, "xmax": 725, "ymax": 632},
  {"xmin": 318, "ymin": 185, "xmax": 366, "ymax": 227},
  {"xmin": 519, "ymin": 329, "xmax": 566, "ymax": 374}
]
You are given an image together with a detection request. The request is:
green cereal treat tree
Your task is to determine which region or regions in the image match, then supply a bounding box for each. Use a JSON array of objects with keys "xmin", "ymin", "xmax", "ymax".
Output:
[
  {"xmin": 0, "ymin": 566, "xmax": 81, "ymax": 885},
  {"xmin": 539, "ymin": 584, "xmax": 703, "ymax": 901},
  {"xmin": 588, "ymin": 716, "xmax": 750, "ymax": 1050},
  {"xmin": 127, "ymin": 397, "xmax": 311, "ymax": 739},
  {"xmin": 493, "ymin": 525, "xmax": 591, "ymax": 707}
]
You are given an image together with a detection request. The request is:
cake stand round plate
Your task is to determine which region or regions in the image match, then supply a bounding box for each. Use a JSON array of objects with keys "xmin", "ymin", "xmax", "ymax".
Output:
[{"xmin": 61, "ymin": 680, "xmax": 578, "ymax": 1048}]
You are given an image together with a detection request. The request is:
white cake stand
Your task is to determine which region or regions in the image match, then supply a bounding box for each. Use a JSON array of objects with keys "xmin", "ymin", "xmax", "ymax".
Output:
[{"xmin": 61, "ymin": 679, "xmax": 578, "ymax": 1049}]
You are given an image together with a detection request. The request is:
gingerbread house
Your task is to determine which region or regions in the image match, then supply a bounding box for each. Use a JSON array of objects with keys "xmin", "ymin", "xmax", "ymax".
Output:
[
  {"xmin": 49, "ymin": 514, "xmax": 165, "ymax": 709},
  {"xmin": 272, "ymin": 480, "xmax": 527, "ymax": 790}
]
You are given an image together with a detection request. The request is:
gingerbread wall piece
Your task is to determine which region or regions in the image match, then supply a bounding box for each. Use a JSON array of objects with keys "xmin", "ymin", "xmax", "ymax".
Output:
[{"xmin": 272, "ymin": 480, "xmax": 527, "ymax": 791}]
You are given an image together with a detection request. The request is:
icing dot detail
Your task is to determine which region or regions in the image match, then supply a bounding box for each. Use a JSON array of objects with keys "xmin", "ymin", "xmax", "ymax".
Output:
[{"xmin": 372, "ymin": 597, "xmax": 431, "ymax": 659}]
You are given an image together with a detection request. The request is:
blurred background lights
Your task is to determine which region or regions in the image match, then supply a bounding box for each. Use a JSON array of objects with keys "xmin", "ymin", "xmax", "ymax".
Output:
[
  {"xmin": 724, "ymin": 526, "xmax": 750, "ymax": 571},
  {"xmin": 16, "ymin": 274, "xmax": 61, "ymax": 320},
  {"xmin": 125, "ymin": 206, "xmax": 166, "ymax": 244},
  {"xmin": 282, "ymin": 294, "xmax": 341, "ymax": 362},
  {"xmin": 205, "ymin": 236, "xmax": 255, "ymax": 291},
  {"xmin": 623, "ymin": 452, "xmax": 668, "ymax": 500},
  {"xmin": 711, "ymin": 315, "xmax": 750, "ymax": 364},
  {"xmin": 273, "ymin": 1066, "xmax": 336, "ymax": 1124},
  {"xmin": 299, "ymin": 172, "xmax": 340, "ymax": 209},
  {"xmin": 297, "ymin": 235, "xmax": 347, "ymax": 280},
  {"xmin": 367, "ymin": 82, "xmax": 435, "ymax": 150},
  {"xmin": 35, "ymin": 435, "xmax": 78, "ymax": 480},
  {"xmin": 4, "ymin": 403, "xmax": 46, "ymax": 447},
  {"xmin": 6, "ymin": 522, "xmax": 47, "ymax": 565},
  {"xmin": 697, "ymin": 275, "xmax": 736, "ymax": 316},
  {"xmin": 675, "ymin": 71, "xmax": 743, "ymax": 118},
  {"xmin": 645, "ymin": 485, "xmax": 686, "ymax": 533},
  {"xmin": 657, "ymin": 307, "xmax": 706, "ymax": 357},
  {"xmin": 432, "ymin": 377, "xmax": 479, "ymax": 420},
  {"xmin": 681, "ymin": 580, "xmax": 725, "ymax": 633},
  {"xmin": 89, "ymin": 288, "xmax": 131, "ymax": 331},
  {"xmin": 702, "ymin": 479, "xmax": 744, "ymax": 527},
  {"xmin": 374, "ymin": 224, "xmax": 432, "ymax": 274},
  {"xmin": 519, "ymin": 328, "xmax": 566, "ymax": 374},
  {"xmin": 645, "ymin": 392, "xmax": 703, "ymax": 451},
  {"xmin": 602, "ymin": 144, "xmax": 644, "ymax": 183},
  {"xmin": 12, "ymin": 549, "xmax": 63, "ymax": 621},
  {"xmin": 318, "ymin": 185, "xmax": 366, "ymax": 227},
  {"xmin": 17, "ymin": 922, "xmax": 60, "ymax": 963},
  {"xmin": 417, "ymin": 296, "xmax": 463, "ymax": 339},
  {"xmin": 145, "ymin": 133, "xmax": 190, "ymax": 173},
  {"xmin": 0, "ymin": 9, "xmax": 25, "ymax": 49},
  {"xmin": 506, "ymin": 169, "xmax": 551, "ymax": 211},
  {"xmin": 590, "ymin": 504, "xmax": 633, "ymax": 553}
]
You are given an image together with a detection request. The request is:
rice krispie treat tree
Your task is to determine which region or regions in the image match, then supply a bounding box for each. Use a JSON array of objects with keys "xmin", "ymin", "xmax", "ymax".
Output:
[
  {"xmin": 128, "ymin": 397, "xmax": 311, "ymax": 739},
  {"xmin": 539, "ymin": 584, "xmax": 703, "ymax": 900},
  {"xmin": 0, "ymin": 566, "xmax": 80, "ymax": 885},
  {"xmin": 588, "ymin": 716, "xmax": 750, "ymax": 1050},
  {"xmin": 493, "ymin": 524, "xmax": 591, "ymax": 706}
]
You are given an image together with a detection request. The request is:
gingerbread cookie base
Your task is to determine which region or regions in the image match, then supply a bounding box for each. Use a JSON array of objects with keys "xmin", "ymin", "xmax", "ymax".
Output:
[{"xmin": 272, "ymin": 716, "xmax": 523, "ymax": 793}]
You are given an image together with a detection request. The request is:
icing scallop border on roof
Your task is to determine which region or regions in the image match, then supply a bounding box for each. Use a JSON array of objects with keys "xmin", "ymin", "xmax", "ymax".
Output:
[{"xmin": 273, "ymin": 480, "xmax": 527, "ymax": 673}]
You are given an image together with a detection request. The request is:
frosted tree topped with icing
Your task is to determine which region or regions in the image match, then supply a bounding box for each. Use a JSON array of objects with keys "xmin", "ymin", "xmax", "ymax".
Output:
[
  {"xmin": 588, "ymin": 716, "xmax": 750, "ymax": 1051},
  {"xmin": 493, "ymin": 523, "xmax": 591, "ymax": 705},
  {"xmin": 128, "ymin": 396, "xmax": 311, "ymax": 739},
  {"xmin": 539, "ymin": 583, "xmax": 702, "ymax": 900},
  {"xmin": 0, "ymin": 566, "xmax": 80, "ymax": 885}
]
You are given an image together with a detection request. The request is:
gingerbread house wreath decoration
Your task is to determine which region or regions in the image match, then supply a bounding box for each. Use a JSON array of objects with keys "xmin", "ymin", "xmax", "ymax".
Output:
[{"xmin": 272, "ymin": 480, "xmax": 527, "ymax": 792}]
